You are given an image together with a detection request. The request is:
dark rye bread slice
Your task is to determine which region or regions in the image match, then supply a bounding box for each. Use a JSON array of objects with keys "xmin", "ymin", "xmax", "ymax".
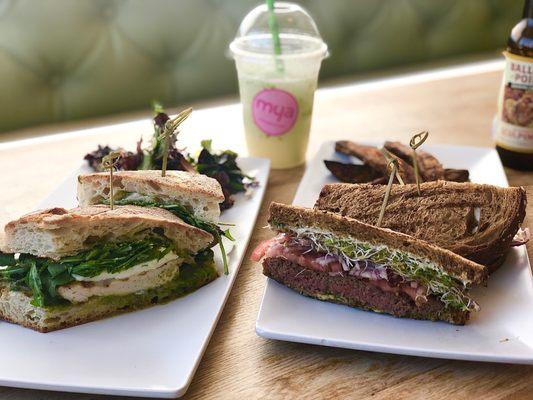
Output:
[
  {"xmin": 263, "ymin": 257, "xmax": 468, "ymax": 324},
  {"xmin": 335, "ymin": 141, "xmax": 416, "ymax": 184},
  {"xmin": 323, "ymin": 160, "xmax": 385, "ymax": 184},
  {"xmin": 444, "ymin": 168, "xmax": 470, "ymax": 183},
  {"xmin": 269, "ymin": 202, "xmax": 487, "ymax": 286},
  {"xmin": 384, "ymin": 141, "xmax": 445, "ymax": 181},
  {"xmin": 315, "ymin": 181, "xmax": 527, "ymax": 272},
  {"xmin": 323, "ymin": 161, "xmax": 469, "ymax": 184}
]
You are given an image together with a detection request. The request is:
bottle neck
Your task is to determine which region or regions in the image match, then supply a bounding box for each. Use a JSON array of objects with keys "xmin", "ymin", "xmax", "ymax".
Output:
[{"xmin": 523, "ymin": 0, "xmax": 533, "ymax": 19}]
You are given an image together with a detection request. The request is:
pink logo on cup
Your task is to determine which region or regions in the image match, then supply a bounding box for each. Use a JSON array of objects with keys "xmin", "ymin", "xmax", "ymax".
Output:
[{"xmin": 252, "ymin": 88, "xmax": 298, "ymax": 136}]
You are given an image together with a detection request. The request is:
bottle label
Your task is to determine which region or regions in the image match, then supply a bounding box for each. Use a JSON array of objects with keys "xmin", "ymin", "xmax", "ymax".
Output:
[
  {"xmin": 252, "ymin": 88, "xmax": 298, "ymax": 137},
  {"xmin": 495, "ymin": 52, "xmax": 533, "ymax": 153}
]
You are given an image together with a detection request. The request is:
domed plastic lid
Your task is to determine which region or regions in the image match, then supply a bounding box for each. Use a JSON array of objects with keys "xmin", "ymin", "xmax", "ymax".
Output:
[{"xmin": 230, "ymin": 2, "xmax": 327, "ymax": 59}]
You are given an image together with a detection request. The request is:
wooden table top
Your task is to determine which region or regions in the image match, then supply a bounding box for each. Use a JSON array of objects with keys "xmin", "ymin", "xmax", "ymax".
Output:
[{"xmin": 0, "ymin": 60, "xmax": 532, "ymax": 399}]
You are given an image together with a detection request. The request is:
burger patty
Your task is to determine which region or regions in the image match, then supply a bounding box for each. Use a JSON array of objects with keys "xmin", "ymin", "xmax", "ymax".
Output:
[{"xmin": 263, "ymin": 257, "xmax": 469, "ymax": 325}]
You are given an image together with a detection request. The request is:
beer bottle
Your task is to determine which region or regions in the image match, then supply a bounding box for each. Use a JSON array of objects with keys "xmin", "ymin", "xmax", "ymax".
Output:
[{"xmin": 495, "ymin": 0, "xmax": 533, "ymax": 170}]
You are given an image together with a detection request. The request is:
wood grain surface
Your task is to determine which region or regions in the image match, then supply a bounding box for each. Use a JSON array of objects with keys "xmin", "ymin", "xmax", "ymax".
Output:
[{"xmin": 0, "ymin": 64, "xmax": 532, "ymax": 400}]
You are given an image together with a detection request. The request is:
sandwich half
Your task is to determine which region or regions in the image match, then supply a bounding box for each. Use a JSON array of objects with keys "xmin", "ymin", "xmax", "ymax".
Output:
[
  {"xmin": 77, "ymin": 170, "xmax": 233, "ymax": 272},
  {"xmin": 0, "ymin": 205, "xmax": 217, "ymax": 332},
  {"xmin": 77, "ymin": 170, "xmax": 223, "ymax": 223},
  {"xmin": 252, "ymin": 203, "xmax": 487, "ymax": 325},
  {"xmin": 315, "ymin": 181, "xmax": 527, "ymax": 272}
]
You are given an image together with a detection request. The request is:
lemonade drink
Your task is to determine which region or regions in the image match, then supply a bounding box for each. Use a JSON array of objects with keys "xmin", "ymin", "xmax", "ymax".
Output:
[
  {"xmin": 236, "ymin": 63, "xmax": 319, "ymax": 168},
  {"xmin": 230, "ymin": 3, "xmax": 327, "ymax": 169}
]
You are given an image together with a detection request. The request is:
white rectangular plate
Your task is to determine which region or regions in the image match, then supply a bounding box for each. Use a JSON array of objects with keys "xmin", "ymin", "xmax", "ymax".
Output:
[
  {"xmin": 256, "ymin": 141, "xmax": 533, "ymax": 364},
  {"xmin": 0, "ymin": 157, "xmax": 270, "ymax": 398}
]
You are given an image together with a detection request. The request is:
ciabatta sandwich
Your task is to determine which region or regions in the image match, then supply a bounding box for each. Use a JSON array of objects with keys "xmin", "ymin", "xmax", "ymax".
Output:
[
  {"xmin": 252, "ymin": 203, "xmax": 488, "ymax": 325},
  {"xmin": 315, "ymin": 181, "xmax": 527, "ymax": 272},
  {"xmin": 77, "ymin": 170, "xmax": 223, "ymax": 223},
  {"xmin": 77, "ymin": 170, "xmax": 233, "ymax": 272},
  {"xmin": 0, "ymin": 205, "xmax": 217, "ymax": 332}
]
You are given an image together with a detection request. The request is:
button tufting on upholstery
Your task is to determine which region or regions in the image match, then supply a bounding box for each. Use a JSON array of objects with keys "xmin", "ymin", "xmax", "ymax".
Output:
[
  {"xmin": 163, "ymin": 59, "xmax": 176, "ymax": 72},
  {"xmin": 48, "ymin": 74, "xmax": 62, "ymax": 88},
  {"xmin": 0, "ymin": 0, "xmax": 13, "ymax": 18},
  {"xmin": 100, "ymin": 3, "xmax": 117, "ymax": 21},
  {"xmin": 0, "ymin": 0, "xmax": 524, "ymax": 132}
]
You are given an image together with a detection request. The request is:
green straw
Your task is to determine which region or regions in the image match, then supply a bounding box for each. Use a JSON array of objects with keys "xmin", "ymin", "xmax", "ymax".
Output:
[{"xmin": 266, "ymin": 0, "xmax": 284, "ymax": 71}]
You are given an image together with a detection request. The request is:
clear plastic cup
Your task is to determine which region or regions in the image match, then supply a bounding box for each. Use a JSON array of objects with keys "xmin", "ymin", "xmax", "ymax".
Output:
[{"xmin": 229, "ymin": 2, "xmax": 328, "ymax": 169}]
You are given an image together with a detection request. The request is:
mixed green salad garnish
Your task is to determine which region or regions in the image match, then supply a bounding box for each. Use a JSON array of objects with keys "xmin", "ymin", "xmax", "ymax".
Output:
[
  {"xmin": 0, "ymin": 236, "xmax": 210, "ymax": 307},
  {"xmin": 113, "ymin": 197, "xmax": 234, "ymax": 274},
  {"xmin": 275, "ymin": 225, "xmax": 477, "ymax": 312},
  {"xmin": 84, "ymin": 103, "xmax": 257, "ymax": 210},
  {"xmin": 194, "ymin": 140, "xmax": 258, "ymax": 210}
]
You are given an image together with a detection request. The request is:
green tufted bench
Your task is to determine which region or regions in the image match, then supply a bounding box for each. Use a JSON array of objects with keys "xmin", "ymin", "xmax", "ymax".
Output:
[{"xmin": 0, "ymin": 0, "xmax": 521, "ymax": 133}]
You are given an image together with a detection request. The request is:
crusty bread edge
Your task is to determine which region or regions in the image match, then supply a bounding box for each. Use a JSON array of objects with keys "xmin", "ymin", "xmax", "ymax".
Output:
[
  {"xmin": 78, "ymin": 171, "xmax": 225, "ymax": 202},
  {"xmin": 3, "ymin": 205, "xmax": 214, "ymax": 257}
]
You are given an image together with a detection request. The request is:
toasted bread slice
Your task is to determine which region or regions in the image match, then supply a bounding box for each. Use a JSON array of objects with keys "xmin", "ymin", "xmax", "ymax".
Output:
[
  {"xmin": 323, "ymin": 160, "xmax": 469, "ymax": 184},
  {"xmin": 77, "ymin": 170, "xmax": 224, "ymax": 223},
  {"xmin": 323, "ymin": 160, "xmax": 386, "ymax": 184},
  {"xmin": 315, "ymin": 181, "xmax": 527, "ymax": 271},
  {"xmin": 335, "ymin": 141, "xmax": 416, "ymax": 183},
  {"xmin": 444, "ymin": 168, "xmax": 470, "ymax": 182},
  {"xmin": 3, "ymin": 205, "xmax": 213, "ymax": 259},
  {"xmin": 384, "ymin": 141, "xmax": 445, "ymax": 181},
  {"xmin": 269, "ymin": 202, "xmax": 487, "ymax": 285}
]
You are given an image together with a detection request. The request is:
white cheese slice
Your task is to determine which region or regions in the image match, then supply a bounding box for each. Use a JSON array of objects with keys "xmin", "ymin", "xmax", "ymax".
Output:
[
  {"xmin": 58, "ymin": 259, "xmax": 180, "ymax": 303},
  {"xmin": 72, "ymin": 252, "xmax": 177, "ymax": 282}
]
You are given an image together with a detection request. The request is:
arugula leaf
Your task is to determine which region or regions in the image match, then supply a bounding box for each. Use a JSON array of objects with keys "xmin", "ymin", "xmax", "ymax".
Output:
[
  {"xmin": 0, "ymin": 236, "xmax": 176, "ymax": 307},
  {"xmin": 39, "ymin": 269, "xmax": 73, "ymax": 305},
  {"xmin": 0, "ymin": 253, "xmax": 17, "ymax": 266},
  {"xmin": 27, "ymin": 262, "xmax": 45, "ymax": 307},
  {"xmin": 113, "ymin": 198, "xmax": 233, "ymax": 274},
  {"xmin": 193, "ymin": 140, "xmax": 258, "ymax": 210}
]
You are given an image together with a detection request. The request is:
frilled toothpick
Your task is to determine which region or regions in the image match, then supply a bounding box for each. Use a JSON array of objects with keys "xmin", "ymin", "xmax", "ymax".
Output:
[
  {"xmin": 161, "ymin": 107, "xmax": 193, "ymax": 177},
  {"xmin": 409, "ymin": 131, "xmax": 429, "ymax": 196},
  {"xmin": 377, "ymin": 148, "xmax": 402, "ymax": 227},
  {"xmin": 101, "ymin": 151, "xmax": 122, "ymax": 210}
]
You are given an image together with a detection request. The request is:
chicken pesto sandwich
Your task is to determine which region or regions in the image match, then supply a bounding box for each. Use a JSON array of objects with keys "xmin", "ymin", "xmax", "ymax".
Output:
[
  {"xmin": 77, "ymin": 170, "xmax": 233, "ymax": 273},
  {"xmin": 252, "ymin": 203, "xmax": 488, "ymax": 325},
  {"xmin": 0, "ymin": 205, "xmax": 217, "ymax": 332}
]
